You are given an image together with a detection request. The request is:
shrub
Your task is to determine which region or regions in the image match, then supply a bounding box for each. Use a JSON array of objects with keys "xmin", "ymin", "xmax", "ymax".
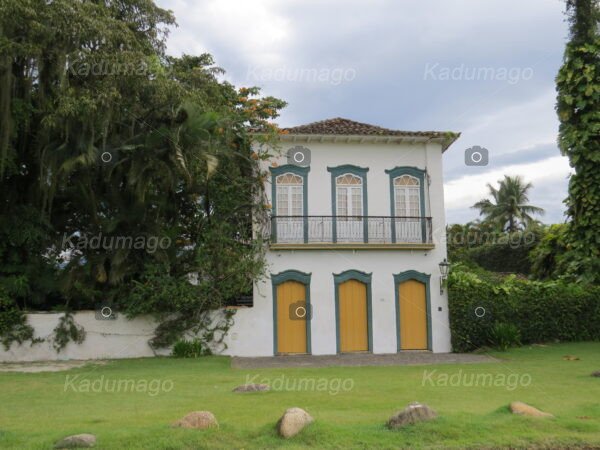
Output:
[
  {"xmin": 52, "ymin": 312, "xmax": 86, "ymax": 352},
  {"xmin": 466, "ymin": 242, "xmax": 533, "ymax": 274},
  {"xmin": 172, "ymin": 339, "xmax": 213, "ymax": 358},
  {"xmin": 529, "ymin": 223, "xmax": 572, "ymax": 280},
  {"xmin": 488, "ymin": 322, "xmax": 521, "ymax": 351},
  {"xmin": 121, "ymin": 263, "xmax": 236, "ymax": 349},
  {"xmin": 448, "ymin": 265, "xmax": 600, "ymax": 352},
  {"xmin": 447, "ymin": 225, "xmax": 542, "ymax": 275},
  {"xmin": 0, "ymin": 290, "xmax": 36, "ymax": 350}
]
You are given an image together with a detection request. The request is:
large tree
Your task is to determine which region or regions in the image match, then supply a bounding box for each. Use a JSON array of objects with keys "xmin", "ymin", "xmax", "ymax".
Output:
[
  {"xmin": 0, "ymin": 0, "xmax": 285, "ymax": 347},
  {"xmin": 556, "ymin": 0, "xmax": 600, "ymax": 284},
  {"xmin": 472, "ymin": 175, "xmax": 544, "ymax": 232}
]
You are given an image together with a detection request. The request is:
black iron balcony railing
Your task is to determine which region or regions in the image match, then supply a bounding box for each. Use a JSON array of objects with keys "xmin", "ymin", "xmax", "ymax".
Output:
[{"xmin": 269, "ymin": 215, "xmax": 433, "ymax": 245}]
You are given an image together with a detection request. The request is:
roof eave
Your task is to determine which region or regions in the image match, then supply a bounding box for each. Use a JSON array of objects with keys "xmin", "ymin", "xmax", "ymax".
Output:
[{"xmin": 251, "ymin": 132, "xmax": 461, "ymax": 151}]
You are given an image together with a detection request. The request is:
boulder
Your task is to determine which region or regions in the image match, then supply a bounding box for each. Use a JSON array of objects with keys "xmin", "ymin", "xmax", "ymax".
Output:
[
  {"xmin": 509, "ymin": 401, "xmax": 553, "ymax": 418},
  {"xmin": 387, "ymin": 402, "xmax": 437, "ymax": 429},
  {"xmin": 276, "ymin": 407, "xmax": 313, "ymax": 438},
  {"xmin": 232, "ymin": 383, "xmax": 270, "ymax": 393},
  {"xmin": 172, "ymin": 411, "xmax": 218, "ymax": 429},
  {"xmin": 591, "ymin": 371, "xmax": 600, "ymax": 378},
  {"xmin": 54, "ymin": 434, "xmax": 96, "ymax": 448}
]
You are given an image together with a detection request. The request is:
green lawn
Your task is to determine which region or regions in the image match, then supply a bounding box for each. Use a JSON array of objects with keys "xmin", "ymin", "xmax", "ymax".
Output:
[{"xmin": 0, "ymin": 342, "xmax": 599, "ymax": 449}]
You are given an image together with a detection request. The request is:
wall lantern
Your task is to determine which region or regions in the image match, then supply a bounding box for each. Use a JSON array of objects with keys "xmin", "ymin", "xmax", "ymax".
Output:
[{"xmin": 439, "ymin": 258, "xmax": 450, "ymax": 295}]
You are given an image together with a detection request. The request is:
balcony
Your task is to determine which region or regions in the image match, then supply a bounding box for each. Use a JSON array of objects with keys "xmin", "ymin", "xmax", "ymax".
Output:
[{"xmin": 268, "ymin": 216, "xmax": 434, "ymax": 250}]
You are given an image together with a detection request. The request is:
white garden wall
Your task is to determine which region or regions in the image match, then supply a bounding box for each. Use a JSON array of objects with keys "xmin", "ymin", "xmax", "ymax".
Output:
[
  {"xmin": 0, "ymin": 309, "xmax": 261, "ymax": 362},
  {"xmin": 0, "ymin": 312, "xmax": 165, "ymax": 362}
]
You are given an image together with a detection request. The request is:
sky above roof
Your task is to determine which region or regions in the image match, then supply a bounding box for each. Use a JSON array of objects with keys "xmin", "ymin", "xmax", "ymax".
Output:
[{"xmin": 156, "ymin": 0, "xmax": 572, "ymax": 225}]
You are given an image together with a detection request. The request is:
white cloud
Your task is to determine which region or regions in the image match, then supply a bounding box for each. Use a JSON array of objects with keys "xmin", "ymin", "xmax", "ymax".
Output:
[
  {"xmin": 159, "ymin": 0, "xmax": 290, "ymax": 67},
  {"xmin": 455, "ymin": 88, "xmax": 559, "ymax": 156},
  {"xmin": 156, "ymin": 0, "xmax": 571, "ymax": 224},
  {"xmin": 444, "ymin": 155, "xmax": 572, "ymax": 224}
]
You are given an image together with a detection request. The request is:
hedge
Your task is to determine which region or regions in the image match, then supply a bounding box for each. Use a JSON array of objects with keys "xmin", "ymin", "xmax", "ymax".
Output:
[
  {"xmin": 448, "ymin": 267, "xmax": 600, "ymax": 352},
  {"xmin": 465, "ymin": 242, "xmax": 533, "ymax": 274}
]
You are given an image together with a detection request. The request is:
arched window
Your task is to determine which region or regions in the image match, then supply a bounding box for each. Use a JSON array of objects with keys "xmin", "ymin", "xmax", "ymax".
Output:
[
  {"xmin": 385, "ymin": 167, "xmax": 426, "ymax": 243},
  {"xmin": 394, "ymin": 175, "xmax": 420, "ymax": 217},
  {"xmin": 276, "ymin": 173, "xmax": 304, "ymax": 216},
  {"xmin": 336, "ymin": 173, "xmax": 363, "ymax": 216}
]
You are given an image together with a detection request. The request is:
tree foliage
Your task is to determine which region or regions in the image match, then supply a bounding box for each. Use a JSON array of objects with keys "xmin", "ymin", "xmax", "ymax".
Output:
[
  {"xmin": 447, "ymin": 221, "xmax": 541, "ymax": 275},
  {"xmin": 0, "ymin": 0, "xmax": 286, "ymax": 347},
  {"xmin": 529, "ymin": 224, "xmax": 572, "ymax": 280},
  {"xmin": 556, "ymin": 0, "xmax": 600, "ymax": 284},
  {"xmin": 471, "ymin": 175, "xmax": 544, "ymax": 232}
]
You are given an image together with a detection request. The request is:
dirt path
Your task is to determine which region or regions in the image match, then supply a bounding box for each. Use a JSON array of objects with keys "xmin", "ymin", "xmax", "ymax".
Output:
[
  {"xmin": 0, "ymin": 360, "xmax": 107, "ymax": 373},
  {"xmin": 232, "ymin": 352, "xmax": 498, "ymax": 369}
]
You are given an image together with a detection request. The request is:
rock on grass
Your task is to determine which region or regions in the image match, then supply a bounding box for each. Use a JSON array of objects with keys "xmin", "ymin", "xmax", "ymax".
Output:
[
  {"xmin": 172, "ymin": 411, "xmax": 218, "ymax": 429},
  {"xmin": 54, "ymin": 433, "xmax": 96, "ymax": 448},
  {"xmin": 387, "ymin": 402, "xmax": 437, "ymax": 429},
  {"xmin": 277, "ymin": 407, "xmax": 313, "ymax": 438},
  {"xmin": 232, "ymin": 383, "xmax": 270, "ymax": 392},
  {"xmin": 509, "ymin": 401, "xmax": 553, "ymax": 418}
]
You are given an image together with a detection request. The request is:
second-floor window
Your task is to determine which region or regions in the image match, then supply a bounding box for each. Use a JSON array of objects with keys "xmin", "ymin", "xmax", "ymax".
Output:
[
  {"xmin": 385, "ymin": 167, "xmax": 427, "ymax": 243},
  {"xmin": 276, "ymin": 173, "xmax": 304, "ymax": 216},
  {"xmin": 274, "ymin": 172, "xmax": 304, "ymax": 243},
  {"xmin": 270, "ymin": 165, "xmax": 309, "ymax": 243},
  {"xmin": 336, "ymin": 174, "xmax": 363, "ymax": 216},
  {"xmin": 394, "ymin": 175, "xmax": 420, "ymax": 218}
]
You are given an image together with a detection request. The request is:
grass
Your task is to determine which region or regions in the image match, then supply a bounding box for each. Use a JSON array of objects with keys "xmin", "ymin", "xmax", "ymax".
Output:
[{"xmin": 0, "ymin": 342, "xmax": 599, "ymax": 449}]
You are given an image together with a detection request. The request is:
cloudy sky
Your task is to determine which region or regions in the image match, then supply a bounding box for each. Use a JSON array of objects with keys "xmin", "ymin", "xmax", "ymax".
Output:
[{"xmin": 157, "ymin": 0, "xmax": 573, "ymax": 224}]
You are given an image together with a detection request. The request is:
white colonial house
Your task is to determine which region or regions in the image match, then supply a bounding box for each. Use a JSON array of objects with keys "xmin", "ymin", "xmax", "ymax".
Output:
[{"xmin": 223, "ymin": 118, "xmax": 459, "ymax": 357}]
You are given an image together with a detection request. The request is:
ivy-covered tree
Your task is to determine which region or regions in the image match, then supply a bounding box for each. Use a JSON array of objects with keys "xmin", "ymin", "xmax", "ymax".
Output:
[
  {"xmin": 0, "ymin": 0, "xmax": 285, "ymax": 348},
  {"xmin": 555, "ymin": 0, "xmax": 600, "ymax": 284},
  {"xmin": 529, "ymin": 224, "xmax": 571, "ymax": 280}
]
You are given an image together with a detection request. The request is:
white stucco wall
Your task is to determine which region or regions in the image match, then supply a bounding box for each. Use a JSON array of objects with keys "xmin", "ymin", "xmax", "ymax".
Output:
[{"xmin": 243, "ymin": 139, "xmax": 452, "ymax": 357}]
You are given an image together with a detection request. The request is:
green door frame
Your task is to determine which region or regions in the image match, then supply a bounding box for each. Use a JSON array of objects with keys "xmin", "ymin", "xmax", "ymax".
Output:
[
  {"xmin": 271, "ymin": 270, "xmax": 312, "ymax": 355},
  {"xmin": 333, "ymin": 269, "xmax": 373, "ymax": 353},
  {"xmin": 393, "ymin": 270, "xmax": 432, "ymax": 351}
]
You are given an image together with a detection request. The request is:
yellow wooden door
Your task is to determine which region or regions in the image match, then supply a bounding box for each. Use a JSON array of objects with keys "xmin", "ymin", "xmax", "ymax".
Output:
[
  {"xmin": 338, "ymin": 280, "xmax": 369, "ymax": 352},
  {"xmin": 276, "ymin": 281, "xmax": 307, "ymax": 354},
  {"xmin": 399, "ymin": 279, "xmax": 428, "ymax": 350}
]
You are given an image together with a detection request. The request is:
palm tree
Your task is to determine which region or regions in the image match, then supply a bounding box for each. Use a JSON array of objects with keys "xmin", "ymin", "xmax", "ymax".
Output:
[{"xmin": 472, "ymin": 175, "xmax": 544, "ymax": 232}]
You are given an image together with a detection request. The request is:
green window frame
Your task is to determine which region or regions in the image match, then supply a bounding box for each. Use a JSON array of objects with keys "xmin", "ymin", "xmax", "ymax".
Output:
[
  {"xmin": 393, "ymin": 270, "xmax": 432, "ymax": 352},
  {"xmin": 385, "ymin": 166, "xmax": 427, "ymax": 243},
  {"xmin": 333, "ymin": 269, "xmax": 373, "ymax": 353},
  {"xmin": 327, "ymin": 165, "xmax": 369, "ymax": 243},
  {"xmin": 270, "ymin": 165, "xmax": 310, "ymax": 243},
  {"xmin": 271, "ymin": 270, "xmax": 312, "ymax": 355}
]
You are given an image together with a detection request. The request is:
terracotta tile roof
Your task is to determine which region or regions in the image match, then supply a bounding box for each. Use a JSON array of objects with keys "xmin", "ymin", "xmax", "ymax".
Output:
[{"xmin": 281, "ymin": 117, "xmax": 456, "ymax": 139}]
